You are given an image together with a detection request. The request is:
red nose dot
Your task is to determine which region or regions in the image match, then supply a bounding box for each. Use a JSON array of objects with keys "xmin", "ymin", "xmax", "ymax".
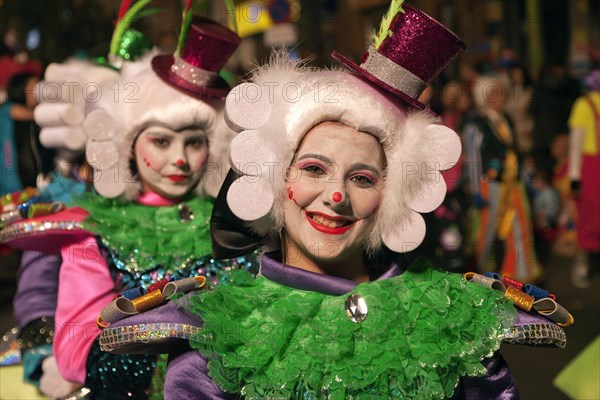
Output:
[
  {"xmin": 176, "ymin": 159, "xmax": 185, "ymax": 166},
  {"xmin": 332, "ymin": 192, "xmax": 342, "ymax": 202}
]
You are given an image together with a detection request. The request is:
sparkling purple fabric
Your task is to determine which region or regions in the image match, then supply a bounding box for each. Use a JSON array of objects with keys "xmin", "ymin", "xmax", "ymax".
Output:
[
  {"xmin": 377, "ymin": 4, "xmax": 465, "ymax": 82},
  {"xmin": 13, "ymin": 250, "xmax": 61, "ymax": 329},
  {"xmin": 331, "ymin": 4, "xmax": 465, "ymax": 112},
  {"xmin": 180, "ymin": 17, "xmax": 241, "ymax": 72},
  {"xmin": 151, "ymin": 17, "xmax": 240, "ymax": 100}
]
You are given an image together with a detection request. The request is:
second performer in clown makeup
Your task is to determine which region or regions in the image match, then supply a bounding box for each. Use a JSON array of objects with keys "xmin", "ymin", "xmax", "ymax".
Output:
[
  {"xmin": 43, "ymin": 16, "xmax": 246, "ymax": 398},
  {"xmin": 134, "ymin": 126, "xmax": 208, "ymax": 199}
]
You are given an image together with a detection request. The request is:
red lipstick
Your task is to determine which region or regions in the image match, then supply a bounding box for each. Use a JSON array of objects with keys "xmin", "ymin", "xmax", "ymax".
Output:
[
  {"xmin": 305, "ymin": 211, "xmax": 355, "ymax": 235},
  {"xmin": 167, "ymin": 175, "xmax": 189, "ymax": 182}
]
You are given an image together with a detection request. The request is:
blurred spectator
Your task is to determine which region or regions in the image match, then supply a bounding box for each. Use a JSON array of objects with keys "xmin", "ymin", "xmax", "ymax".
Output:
[
  {"xmin": 463, "ymin": 75, "xmax": 542, "ymax": 282},
  {"xmin": 440, "ymin": 80, "xmax": 472, "ymax": 131},
  {"xmin": 529, "ymin": 63, "xmax": 580, "ymax": 161},
  {"xmin": 0, "ymin": 73, "xmax": 32, "ymax": 195},
  {"xmin": 6, "ymin": 73, "xmax": 54, "ymax": 188},
  {"xmin": 505, "ymin": 64, "xmax": 534, "ymax": 153},
  {"xmin": 0, "ymin": 40, "xmax": 42, "ymax": 103},
  {"xmin": 533, "ymin": 169, "xmax": 560, "ymax": 229},
  {"xmin": 457, "ymin": 60, "xmax": 482, "ymax": 98},
  {"xmin": 497, "ymin": 48, "xmax": 519, "ymax": 71},
  {"xmin": 568, "ymin": 68, "xmax": 600, "ymax": 287},
  {"xmin": 531, "ymin": 167, "xmax": 560, "ymax": 264},
  {"xmin": 551, "ymin": 134, "xmax": 578, "ymax": 258},
  {"xmin": 520, "ymin": 152, "xmax": 537, "ymax": 199},
  {"xmin": 419, "ymin": 81, "xmax": 470, "ymax": 273}
]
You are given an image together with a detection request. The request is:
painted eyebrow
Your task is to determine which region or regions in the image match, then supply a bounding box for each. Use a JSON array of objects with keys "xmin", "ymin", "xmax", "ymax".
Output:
[
  {"xmin": 296, "ymin": 154, "xmax": 381, "ymax": 176},
  {"xmin": 296, "ymin": 153, "xmax": 333, "ymax": 164},
  {"xmin": 349, "ymin": 163, "xmax": 382, "ymax": 177},
  {"xmin": 146, "ymin": 131, "xmax": 206, "ymax": 139},
  {"xmin": 145, "ymin": 132, "xmax": 174, "ymax": 139}
]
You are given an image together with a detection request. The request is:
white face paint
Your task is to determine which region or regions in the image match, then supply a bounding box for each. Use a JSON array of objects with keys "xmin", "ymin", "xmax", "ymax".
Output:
[
  {"xmin": 283, "ymin": 121, "xmax": 385, "ymax": 264},
  {"xmin": 134, "ymin": 126, "xmax": 208, "ymax": 199}
]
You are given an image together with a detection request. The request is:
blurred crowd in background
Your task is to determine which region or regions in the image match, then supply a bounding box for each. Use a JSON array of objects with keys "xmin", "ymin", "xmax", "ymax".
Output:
[{"xmin": 4, "ymin": 0, "xmax": 598, "ymax": 286}]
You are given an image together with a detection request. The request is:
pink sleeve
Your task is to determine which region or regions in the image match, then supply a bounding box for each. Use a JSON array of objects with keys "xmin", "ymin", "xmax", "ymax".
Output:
[{"xmin": 54, "ymin": 236, "xmax": 115, "ymax": 384}]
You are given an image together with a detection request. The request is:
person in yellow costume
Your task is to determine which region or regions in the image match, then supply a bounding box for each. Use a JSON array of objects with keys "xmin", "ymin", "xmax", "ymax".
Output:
[{"xmin": 568, "ymin": 68, "xmax": 600, "ymax": 287}]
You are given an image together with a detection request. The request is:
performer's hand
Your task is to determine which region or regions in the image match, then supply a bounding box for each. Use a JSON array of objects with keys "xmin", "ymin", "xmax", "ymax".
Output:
[
  {"xmin": 34, "ymin": 60, "xmax": 120, "ymax": 150},
  {"xmin": 39, "ymin": 356, "xmax": 80, "ymax": 399}
]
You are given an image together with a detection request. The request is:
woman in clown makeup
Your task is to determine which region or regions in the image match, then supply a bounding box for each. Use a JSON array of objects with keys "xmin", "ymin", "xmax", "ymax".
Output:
[
  {"xmin": 1, "ymin": 17, "xmax": 253, "ymax": 399},
  {"xmin": 98, "ymin": 3, "xmax": 571, "ymax": 399},
  {"xmin": 280, "ymin": 121, "xmax": 386, "ymax": 282}
]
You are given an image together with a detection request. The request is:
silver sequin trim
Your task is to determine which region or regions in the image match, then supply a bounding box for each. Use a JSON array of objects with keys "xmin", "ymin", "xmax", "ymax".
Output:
[
  {"xmin": 171, "ymin": 57, "xmax": 217, "ymax": 87},
  {"xmin": 502, "ymin": 323, "xmax": 566, "ymax": 348},
  {"xmin": 0, "ymin": 220, "xmax": 84, "ymax": 243},
  {"xmin": 362, "ymin": 46, "xmax": 427, "ymax": 100},
  {"xmin": 99, "ymin": 323, "xmax": 200, "ymax": 352}
]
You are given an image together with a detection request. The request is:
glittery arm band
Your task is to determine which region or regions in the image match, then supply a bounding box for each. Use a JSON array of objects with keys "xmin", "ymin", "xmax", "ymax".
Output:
[
  {"xmin": 99, "ymin": 323, "xmax": 200, "ymax": 352},
  {"xmin": 503, "ymin": 323, "xmax": 567, "ymax": 348}
]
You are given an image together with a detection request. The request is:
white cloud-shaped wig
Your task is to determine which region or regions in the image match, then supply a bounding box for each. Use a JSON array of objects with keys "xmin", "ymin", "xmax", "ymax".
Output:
[
  {"xmin": 224, "ymin": 55, "xmax": 461, "ymax": 253},
  {"xmin": 82, "ymin": 52, "xmax": 234, "ymax": 200}
]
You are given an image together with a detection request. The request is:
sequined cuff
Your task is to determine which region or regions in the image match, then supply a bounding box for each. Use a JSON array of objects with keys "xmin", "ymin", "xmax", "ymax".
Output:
[
  {"xmin": 99, "ymin": 323, "xmax": 200, "ymax": 352},
  {"xmin": 85, "ymin": 340, "xmax": 155, "ymax": 399},
  {"xmin": 18, "ymin": 316, "xmax": 55, "ymax": 352},
  {"xmin": 503, "ymin": 323, "xmax": 566, "ymax": 348}
]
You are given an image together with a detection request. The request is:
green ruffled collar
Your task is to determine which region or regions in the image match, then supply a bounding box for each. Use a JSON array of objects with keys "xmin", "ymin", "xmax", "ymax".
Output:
[
  {"xmin": 74, "ymin": 194, "xmax": 214, "ymax": 273},
  {"xmin": 188, "ymin": 259, "xmax": 517, "ymax": 399}
]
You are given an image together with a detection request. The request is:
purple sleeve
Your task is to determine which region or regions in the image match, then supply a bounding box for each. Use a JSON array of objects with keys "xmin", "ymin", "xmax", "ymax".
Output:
[
  {"xmin": 454, "ymin": 353, "xmax": 519, "ymax": 399},
  {"xmin": 13, "ymin": 250, "xmax": 61, "ymax": 329},
  {"xmin": 165, "ymin": 348, "xmax": 232, "ymax": 400}
]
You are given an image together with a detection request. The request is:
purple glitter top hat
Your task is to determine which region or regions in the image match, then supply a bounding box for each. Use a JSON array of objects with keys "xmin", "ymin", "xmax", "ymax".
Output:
[
  {"xmin": 333, "ymin": 3, "xmax": 466, "ymax": 111},
  {"xmin": 153, "ymin": 17, "xmax": 241, "ymax": 100}
]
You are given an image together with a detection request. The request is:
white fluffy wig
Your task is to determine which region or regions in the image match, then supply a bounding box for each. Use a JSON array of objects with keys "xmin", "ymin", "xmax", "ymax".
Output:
[
  {"xmin": 82, "ymin": 52, "xmax": 234, "ymax": 199},
  {"xmin": 224, "ymin": 55, "xmax": 461, "ymax": 253}
]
